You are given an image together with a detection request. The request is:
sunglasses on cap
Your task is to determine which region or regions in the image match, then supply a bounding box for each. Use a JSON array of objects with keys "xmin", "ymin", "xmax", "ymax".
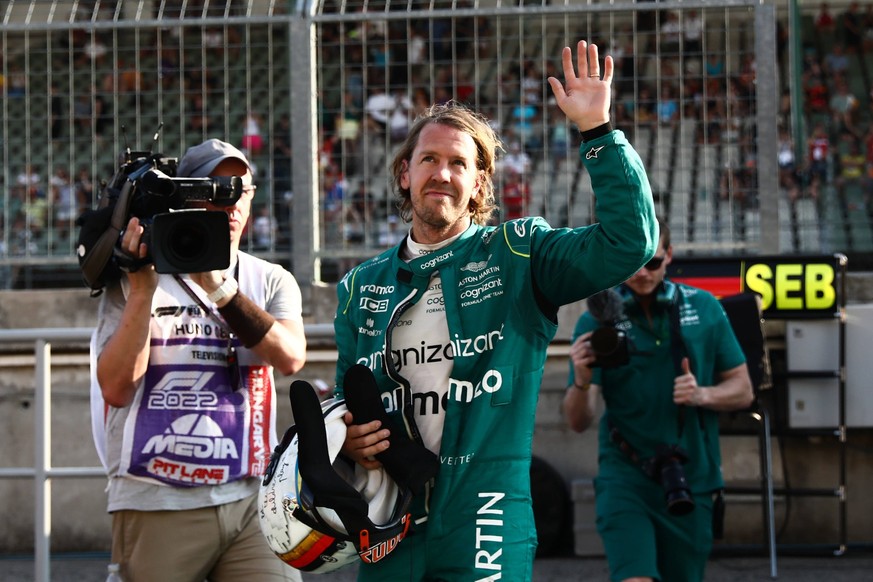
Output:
[{"xmin": 644, "ymin": 254, "xmax": 666, "ymax": 271}]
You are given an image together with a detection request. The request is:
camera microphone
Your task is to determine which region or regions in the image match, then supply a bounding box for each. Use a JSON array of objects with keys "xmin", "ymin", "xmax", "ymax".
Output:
[
  {"xmin": 586, "ymin": 288, "xmax": 625, "ymax": 325},
  {"xmin": 586, "ymin": 288, "xmax": 630, "ymax": 368}
]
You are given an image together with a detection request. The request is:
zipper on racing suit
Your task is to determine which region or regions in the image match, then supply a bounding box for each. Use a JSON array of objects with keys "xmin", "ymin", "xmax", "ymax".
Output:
[{"xmin": 383, "ymin": 284, "xmax": 434, "ymax": 520}]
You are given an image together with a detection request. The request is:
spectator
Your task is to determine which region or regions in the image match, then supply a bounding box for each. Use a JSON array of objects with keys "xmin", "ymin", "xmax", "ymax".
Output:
[
  {"xmin": 778, "ymin": 128, "xmax": 802, "ymax": 203},
  {"xmin": 407, "ymin": 31, "xmax": 426, "ymax": 66},
  {"xmin": 823, "ymin": 42, "xmax": 850, "ymax": 76},
  {"xmin": 521, "ymin": 60, "xmax": 544, "ymax": 106},
  {"xmin": 118, "ymin": 60, "xmax": 143, "ymax": 107},
  {"xmin": 387, "ymin": 88, "xmax": 414, "ymax": 143},
  {"xmin": 829, "ymin": 76, "xmax": 860, "ymax": 136},
  {"xmin": 24, "ymin": 190, "xmax": 49, "ymax": 242},
  {"xmin": 364, "ymin": 85, "xmax": 393, "ymax": 135},
  {"xmin": 835, "ymin": 138, "xmax": 866, "ymax": 191},
  {"xmin": 840, "ymin": 2, "xmax": 863, "ymax": 54},
  {"xmin": 683, "ymin": 9, "xmax": 704, "ymax": 65},
  {"xmin": 73, "ymin": 93, "xmax": 94, "ymax": 134},
  {"xmin": 636, "ymin": 83, "xmax": 658, "ymax": 124},
  {"xmin": 659, "ymin": 10, "xmax": 682, "ymax": 55},
  {"xmin": 252, "ymin": 204, "xmax": 277, "ymax": 250},
  {"xmin": 17, "ymin": 164, "xmax": 43, "ymax": 199},
  {"xmin": 815, "ymin": 3, "xmax": 836, "ymax": 35},
  {"xmin": 658, "ymin": 84, "xmax": 680, "ymax": 126},
  {"xmin": 345, "ymin": 180, "xmax": 373, "ymax": 243},
  {"xmin": 50, "ymin": 166, "xmax": 81, "ymax": 242},
  {"xmin": 501, "ymin": 169, "xmax": 531, "ymax": 220},
  {"xmin": 613, "ymin": 33, "xmax": 637, "ymax": 97},
  {"xmin": 74, "ymin": 166, "xmax": 95, "ymax": 208},
  {"xmin": 411, "ymin": 86, "xmax": 431, "ymax": 117},
  {"xmin": 475, "ymin": 12, "xmax": 493, "ymax": 58},
  {"xmin": 241, "ymin": 111, "xmax": 264, "ymax": 157},
  {"xmin": 548, "ymin": 97, "xmax": 573, "ymax": 170},
  {"xmin": 12, "ymin": 214, "xmax": 38, "ymax": 255},
  {"xmin": 8, "ymin": 68, "xmax": 26, "ymax": 97},
  {"xmin": 802, "ymin": 60, "xmax": 829, "ymax": 118},
  {"xmin": 333, "ymin": 90, "xmax": 364, "ymax": 176},
  {"xmin": 377, "ymin": 214, "xmax": 405, "ymax": 247},
  {"xmin": 80, "ymin": 33, "xmax": 108, "ymax": 67},
  {"xmin": 158, "ymin": 46, "xmax": 179, "ymax": 89},
  {"xmin": 322, "ymin": 164, "xmax": 349, "ymax": 246},
  {"xmin": 500, "ymin": 140, "xmax": 532, "ymax": 177},
  {"xmin": 806, "ymin": 123, "xmax": 830, "ymax": 200},
  {"xmin": 509, "ymin": 96, "xmax": 541, "ymax": 148}
]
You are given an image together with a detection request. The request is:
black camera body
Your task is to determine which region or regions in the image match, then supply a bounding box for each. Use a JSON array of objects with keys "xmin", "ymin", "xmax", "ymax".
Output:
[
  {"xmin": 142, "ymin": 209, "xmax": 231, "ymax": 275},
  {"xmin": 77, "ymin": 149, "xmax": 243, "ymax": 290},
  {"xmin": 590, "ymin": 326, "xmax": 630, "ymax": 368},
  {"xmin": 118, "ymin": 154, "xmax": 241, "ymax": 274},
  {"xmin": 642, "ymin": 444, "xmax": 695, "ymax": 516},
  {"xmin": 586, "ymin": 289, "xmax": 631, "ymax": 368}
]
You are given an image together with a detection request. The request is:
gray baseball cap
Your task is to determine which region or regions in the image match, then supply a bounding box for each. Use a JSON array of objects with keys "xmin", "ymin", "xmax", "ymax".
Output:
[{"xmin": 176, "ymin": 138, "xmax": 252, "ymax": 178}]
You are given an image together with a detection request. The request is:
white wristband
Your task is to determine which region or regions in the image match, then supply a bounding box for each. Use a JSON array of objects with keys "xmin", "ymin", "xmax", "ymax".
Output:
[{"xmin": 207, "ymin": 277, "xmax": 238, "ymax": 304}]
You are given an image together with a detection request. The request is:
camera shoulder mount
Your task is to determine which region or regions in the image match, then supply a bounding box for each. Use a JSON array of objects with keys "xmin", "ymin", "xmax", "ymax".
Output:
[{"xmin": 76, "ymin": 179, "xmax": 136, "ymax": 295}]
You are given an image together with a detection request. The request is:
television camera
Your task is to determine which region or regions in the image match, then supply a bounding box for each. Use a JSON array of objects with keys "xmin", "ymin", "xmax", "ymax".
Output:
[{"xmin": 77, "ymin": 138, "xmax": 244, "ymax": 292}]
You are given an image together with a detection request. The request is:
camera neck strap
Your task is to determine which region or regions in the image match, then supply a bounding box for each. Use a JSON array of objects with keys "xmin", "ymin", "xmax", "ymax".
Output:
[
  {"xmin": 172, "ymin": 269, "xmax": 243, "ymax": 390},
  {"xmin": 667, "ymin": 296, "xmax": 688, "ymax": 439},
  {"xmin": 666, "ymin": 291, "xmax": 706, "ymax": 440}
]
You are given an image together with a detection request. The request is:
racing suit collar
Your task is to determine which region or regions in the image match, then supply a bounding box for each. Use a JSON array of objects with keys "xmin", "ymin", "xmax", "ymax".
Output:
[{"xmin": 394, "ymin": 222, "xmax": 481, "ymax": 283}]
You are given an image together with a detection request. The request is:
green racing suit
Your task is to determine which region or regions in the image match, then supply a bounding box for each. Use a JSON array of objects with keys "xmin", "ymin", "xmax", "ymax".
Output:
[{"xmin": 333, "ymin": 129, "xmax": 657, "ymax": 580}]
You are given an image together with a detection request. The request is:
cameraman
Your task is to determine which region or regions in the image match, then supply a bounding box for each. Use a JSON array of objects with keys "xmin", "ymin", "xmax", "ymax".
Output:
[
  {"xmin": 93, "ymin": 139, "xmax": 306, "ymax": 581},
  {"xmin": 563, "ymin": 219, "xmax": 753, "ymax": 582}
]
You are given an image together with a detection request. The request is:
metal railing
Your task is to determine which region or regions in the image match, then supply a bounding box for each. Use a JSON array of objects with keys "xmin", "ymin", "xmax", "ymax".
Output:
[
  {"xmin": 0, "ymin": 323, "xmax": 335, "ymax": 582},
  {"xmin": 0, "ymin": 328, "xmax": 101, "ymax": 582}
]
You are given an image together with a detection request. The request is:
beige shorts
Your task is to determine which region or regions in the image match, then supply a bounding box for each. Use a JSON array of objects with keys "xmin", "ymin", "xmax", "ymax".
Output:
[{"xmin": 111, "ymin": 494, "xmax": 300, "ymax": 582}]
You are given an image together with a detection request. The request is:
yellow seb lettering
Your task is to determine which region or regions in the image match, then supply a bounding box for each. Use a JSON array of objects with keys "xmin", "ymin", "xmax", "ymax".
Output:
[{"xmin": 745, "ymin": 263, "xmax": 835, "ymax": 311}]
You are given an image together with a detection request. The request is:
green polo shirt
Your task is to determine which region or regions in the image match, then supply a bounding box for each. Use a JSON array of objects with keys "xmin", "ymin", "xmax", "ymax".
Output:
[{"xmin": 570, "ymin": 280, "xmax": 746, "ymax": 494}]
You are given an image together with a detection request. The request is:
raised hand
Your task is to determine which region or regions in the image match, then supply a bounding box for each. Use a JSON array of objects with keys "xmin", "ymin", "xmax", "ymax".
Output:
[{"xmin": 547, "ymin": 40, "xmax": 613, "ymax": 132}]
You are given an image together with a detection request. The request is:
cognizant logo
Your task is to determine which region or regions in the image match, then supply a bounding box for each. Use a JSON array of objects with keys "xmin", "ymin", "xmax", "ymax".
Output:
[
  {"xmin": 459, "ymin": 278, "xmax": 503, "ymax": 300},
  {"xmin": 357, "ymin": 325, "xmax": 504, "ymax": 373},
  {"xmin": 419, "ymin": 250, "xmax": 453, "ymax": 271}
]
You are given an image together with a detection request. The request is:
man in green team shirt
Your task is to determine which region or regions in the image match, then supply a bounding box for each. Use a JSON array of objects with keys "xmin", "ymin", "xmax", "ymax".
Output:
[{"xmin": 564, "ymin": 219, "xmax": 754, "ymax": 582}]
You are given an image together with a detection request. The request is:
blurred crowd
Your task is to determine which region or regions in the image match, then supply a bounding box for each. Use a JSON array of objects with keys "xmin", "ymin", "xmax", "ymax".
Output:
[{"xmin": 3, "ymin": 1, "xmax": 873, "ymax": 285}]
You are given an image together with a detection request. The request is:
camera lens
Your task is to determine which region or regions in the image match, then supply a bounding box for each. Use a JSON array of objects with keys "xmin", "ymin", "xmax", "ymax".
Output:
[
  {"xmin": 166, "ymin": 220, "xmax": 210, "ymax": 264},
  {"xmin": 150, "ymin": 211, "xmax": 230, "ymax": 274},
  {"xmin": 591, "ymin": 327, "xmax": 621, "ymax": 356},
  {"xmin": 660, "ymin": 459, "xmax": 695, "ymax": 516}
]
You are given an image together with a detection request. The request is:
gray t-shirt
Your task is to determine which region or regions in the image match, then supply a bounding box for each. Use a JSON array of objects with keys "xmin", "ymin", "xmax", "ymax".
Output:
[{"xmin": 93, "ymin": 251, "xmax": 302, "ymax": 512}]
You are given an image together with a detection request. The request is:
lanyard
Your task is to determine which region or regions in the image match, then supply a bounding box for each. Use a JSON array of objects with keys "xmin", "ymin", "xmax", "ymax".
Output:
[{"xmin": 172, "ymin": 269, "xmax": 241, "ymax": 390}]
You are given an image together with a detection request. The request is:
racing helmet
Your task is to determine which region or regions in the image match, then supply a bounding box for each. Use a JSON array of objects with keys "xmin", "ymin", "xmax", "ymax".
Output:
[{"xmin": 258, "ymin": 381, "xmax": 413, "ymax": 573}]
